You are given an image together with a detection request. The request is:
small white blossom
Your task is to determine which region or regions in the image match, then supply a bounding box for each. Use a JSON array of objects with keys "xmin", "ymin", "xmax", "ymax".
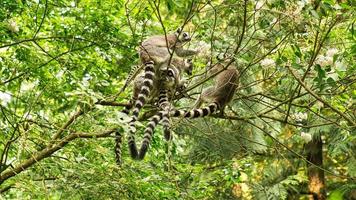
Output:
[
  {"xmin": 335, "ymin": 61, "xmax": 346, "ymax": 71},
  {"xmin": 294, "ymin": 112, "xmax": 307, "ymax": 122},
  {"xmin": 0, "ymin": 91, "xmax": 12, "ymax": 106},
  {"xmin": 83, "ymin": 74, "xmax": 92, "ymax": 82},
  {"xmin": 295, "ymin": 1, "xmax": 305, "ymax": 13},
  {"xmin": 0, "ymin": 47, "xmax": 9, "ymax": 53},
  {"xmin": 326, "ymin": 48, "xmax": 338, "ymax": 57},
  {"xmin": 301, "ymin": 113, "xmax": 307, "ymax": 120},
  {"xmin": 146, "ymin": 20, "xmax": 152, "ymax": 26},
  {"xmin": 23, "ymin": 112, "xmax": 34, "ymax": 120},
  {"xmin": 333, "ymin": 4, "xmax": 342, "ymax": 10},
  {"xmin": 7, "ymin": 19, "xmax": 19, "ymax": 33},
  {"xmin": 38, "ymin": 110, "xmax": 49, "ymax": 119},
  {"xmin": 20, "ymin": 80, "xmax": 38, "ymax": 92},
  {"xmin": 260, "ymin": 58, "xmax": 275, "ymax": 68},
  {"xmin": 94, "ymin": 47, "xmax": 101, "ymax": 52},
  {"xmin": 55, "ymin": 70, "xmax": 65, "ymax": 79},
  {"xmin": 301, "ymin": 132, "xmax": 312, "ymax": 143},
  {"xmin": 256, "ymin": 1, "xmax": 265, "ymax": 10},
  {"xmin": 271, "ymin": 18, "xmax": 278, "ymax": 25},
  {"xmin": 316, "ymin": 55, "xmax": 333, "ymax": 67}
]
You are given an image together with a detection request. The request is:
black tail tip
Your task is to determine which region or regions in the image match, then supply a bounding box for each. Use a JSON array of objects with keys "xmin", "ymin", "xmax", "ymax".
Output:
[
  {"xmin": 129, "ymin": 144, "xmax": 139, "ymax": 159},
  {"xmin": 164, "ymin": 130, "xmax": 172, "ymax": 141},
  {"xmin": 138, "ymin": 145, "xmax": 148, "ymax": 160}
]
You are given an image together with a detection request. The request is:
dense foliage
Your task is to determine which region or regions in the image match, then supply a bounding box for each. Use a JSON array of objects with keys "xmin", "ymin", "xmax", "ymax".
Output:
[{"xmin": 0, "ymin": 0, "xmax": 355, "ymax": 199}]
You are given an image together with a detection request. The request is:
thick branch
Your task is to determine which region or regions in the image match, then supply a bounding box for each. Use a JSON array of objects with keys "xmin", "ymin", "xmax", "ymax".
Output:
[
  {"xmin": 95, "ymin": 100, "xmax": 130, "ymax": 107},
  {"xmin": 0, "ymin": 129, "xmax": 116, "ymax": 185}
]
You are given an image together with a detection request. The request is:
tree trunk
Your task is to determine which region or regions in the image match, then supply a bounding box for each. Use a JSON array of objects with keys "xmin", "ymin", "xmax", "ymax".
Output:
[{"xmin": 305, "ymin": 135, "xmax": 326, "ymax": 200}]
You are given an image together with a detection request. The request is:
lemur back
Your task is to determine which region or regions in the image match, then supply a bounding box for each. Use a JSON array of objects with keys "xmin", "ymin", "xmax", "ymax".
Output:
[
  {"xmin": 139, "ymin": 29, "xmax": 198, "ymax": 66},
  {"xmin": 119, "ymin": 28, "xmax": 196, "ymax": 105}
]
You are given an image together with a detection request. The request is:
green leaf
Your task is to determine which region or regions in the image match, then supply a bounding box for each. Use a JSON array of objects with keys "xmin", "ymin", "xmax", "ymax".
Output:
[{"xmin": 292, "ymin": 45, "xmax": 302, "ymax": 58}]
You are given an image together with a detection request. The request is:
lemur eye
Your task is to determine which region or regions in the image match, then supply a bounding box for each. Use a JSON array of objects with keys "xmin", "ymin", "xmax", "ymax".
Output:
[
  {"xmin": 183, "ymin": 32, "xmax": 188, "ymax": 38},
  {"xmin": 167, "ymin": 71, "xmax": 174, "ymax": 77}
]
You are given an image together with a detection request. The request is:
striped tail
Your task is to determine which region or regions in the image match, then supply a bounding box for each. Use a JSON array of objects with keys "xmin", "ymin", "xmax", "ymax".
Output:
[
  {"xmin": 128, "ymin": 61, "xmax": 155, "ymax": 159},
  {"xmin": 162, "ymin": 112, "xmax": 172, "ymax": 141},
  {"xmin": 157, "ymin": 89, "xmax": 172, "ymax": 141},
  {"xmin": 170, "ymin": 102, "xmax": 219, "ymax": 118},
  {"xmin": 114, "ymin": 130, "xmax": 122, "ymax": 165},
  {"xmin": 138, "ymin": 89, "xmax": 172, "ymax": 159},
  {"xmin": 116, "ymin": 65, "xmax": 144, "ymax": 97},
  {"xmin": 158, "ymin": 89, "xmax": 170, "ymax": 110},
  {"xmin": 138, "ymin": 111, "xmax": 168, "ymax": 159}
]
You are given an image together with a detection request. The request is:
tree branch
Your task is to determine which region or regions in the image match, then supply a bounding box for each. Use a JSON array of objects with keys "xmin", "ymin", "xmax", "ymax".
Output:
[
  {"xmin": 51, "ymin": 108, "xmax": 84, "ymax": 140},
  {"xmin": 287, "ymin": 65, "xmax": 355, "ymax": 126},
  {"xmin": 0, "ymin": 129, "xmax": 116, "ymax": 185}
]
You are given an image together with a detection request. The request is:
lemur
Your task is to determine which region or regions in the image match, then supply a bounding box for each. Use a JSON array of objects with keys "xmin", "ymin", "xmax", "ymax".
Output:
[
  {"xmin": 171, "ymin": 60, "xmax": 238, "ymax": 118},
  {"xmin": 125, "ymin": 28, "xmax": 199, "ymax": 159},
  {"xmin": 115, "ymin": 62, "xmax": 188, "ymax": 164}
]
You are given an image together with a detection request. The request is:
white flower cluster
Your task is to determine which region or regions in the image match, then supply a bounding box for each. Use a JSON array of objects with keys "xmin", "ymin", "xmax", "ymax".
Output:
[
  {"xmin": 260, "ymin": 58, "xmax": 275, "ymax": 68},
  {"xmin": 20, "ymin": 80, "xmax": 38, "ymax": 92},
  {"xmin": 255, "ymin": 1, "xmax": 265, "ymax": 10},
  {"xmin": 6, "ymin": 19, "xmax": 19, "ymax": 33},
  {"xmin": 300, "ymin": 131, "xmax": 312, "ymax": 143},
  {"xmin": 82, "ymin": 73, "xmax": 92, "ymax": 87},
  {"xmin": 315, "ymin": 48, "xmax": 338, "ymax": 67},
  {"xmin": 55, "ymin": 70, "xmax": 65, "ymax": 79},
  {"xmin": 294, "ymin": 0, "xmax": 310, "ymax": 13},
  {"xmin": 0, "ymin": 91, "xmax": 12, "ymax": 106},
  {"xmin": 294, "ymin": 112, "xmax": 307, "ymax": 122},
  {"xmin": 326, "ymin": 48, "xmax": 338, "ymax": 57},
  {"xmin": 0, "ymin": 47, "xmax": 9, "ymax": 54}
]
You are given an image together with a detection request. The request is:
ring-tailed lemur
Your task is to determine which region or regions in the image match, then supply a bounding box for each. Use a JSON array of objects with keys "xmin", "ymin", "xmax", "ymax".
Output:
[
  {"xmin": 118, "ymin": 27, "xmax": 196, "ymax": 104},
  {"xmin": 125, "ymin": 28, "xmax": 198, "ymax": 159},
  {"xmin": 121, "ymin": 57, "xmax": 193, "ymax": 114},
  {"xmin": 171, "ymin": 62, "xmax": 239, "ymax": 118}
]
